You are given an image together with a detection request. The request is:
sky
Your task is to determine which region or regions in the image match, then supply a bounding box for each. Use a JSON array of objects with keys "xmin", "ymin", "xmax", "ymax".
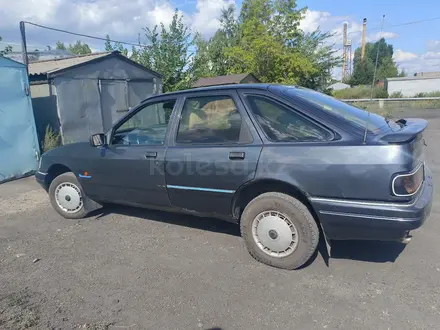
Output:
[{"xmin": 0, "ymin": 0, "xmax": 439, "ymax": 76}]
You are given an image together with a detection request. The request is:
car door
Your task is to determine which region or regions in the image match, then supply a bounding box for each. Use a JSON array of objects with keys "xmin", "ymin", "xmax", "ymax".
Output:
[
  {"xmin": 83, "ymin": 96, "xmax": 179, "ymax": 207},
  {"xmin": 165, "ymin": 90, "xmax": 263, "ymax": 217}
]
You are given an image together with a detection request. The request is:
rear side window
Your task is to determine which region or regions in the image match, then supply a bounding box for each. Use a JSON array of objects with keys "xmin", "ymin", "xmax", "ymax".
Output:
[
  {"xmin": 271, "ymin": 86, "xmax": 401, "ymax": 134},
  {"xmin": 176, "ymin": 95, "xmax": 253, "ymax": 144},
  {"xmin": 246, "ymin": 95, "xmax": 333, "ymax": 142}
]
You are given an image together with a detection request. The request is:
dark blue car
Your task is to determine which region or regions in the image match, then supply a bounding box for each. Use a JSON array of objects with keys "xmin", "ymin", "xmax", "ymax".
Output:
[{"xmin": 36, "ymin": 84, "xmax": 433, "ymax": 269}]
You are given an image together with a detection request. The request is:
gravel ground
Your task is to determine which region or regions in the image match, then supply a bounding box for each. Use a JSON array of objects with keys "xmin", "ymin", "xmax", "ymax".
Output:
[{"xmin": 1, "ymin": 109, "xmax": 439, "ymax": 330}]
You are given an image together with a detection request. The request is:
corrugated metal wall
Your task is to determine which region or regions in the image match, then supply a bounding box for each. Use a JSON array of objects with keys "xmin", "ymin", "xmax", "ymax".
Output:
[{"xmin": 0, "ymin": 58, "xmax": 40, "ymax": 183}]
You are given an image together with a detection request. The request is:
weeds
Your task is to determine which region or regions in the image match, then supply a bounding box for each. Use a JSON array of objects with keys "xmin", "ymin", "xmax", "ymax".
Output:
[
  {"xmin": 42, "ymin": 125, "xmax": 60, "ymax": 153},
  {"xmin": 0, "ymin": 289, "xmax": 40, "ymax": 329}
]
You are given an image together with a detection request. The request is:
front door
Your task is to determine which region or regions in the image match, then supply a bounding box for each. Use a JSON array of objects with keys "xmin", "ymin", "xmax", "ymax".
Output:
[
  {"xmin": 83, "ymin": 97, "xmax": 178, "ymax": 207},
  {"xmin": 165, "ymin": 91, "xmax": 263, "ymax": 217}
]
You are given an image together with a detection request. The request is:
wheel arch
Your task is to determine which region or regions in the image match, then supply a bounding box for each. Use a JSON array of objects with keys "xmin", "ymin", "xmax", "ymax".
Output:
[
  {"xmin": 232, "ymin": 179, "xmax": 318, "ymax": 223},
  {"xmin": 44, "ymin": 164, "xmax": 72, "ymax": 190}
]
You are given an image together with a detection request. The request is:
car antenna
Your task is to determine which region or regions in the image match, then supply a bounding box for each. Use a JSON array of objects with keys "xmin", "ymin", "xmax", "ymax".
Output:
[{"xmin": 363, "ymin": 14, "xmax": 386, "ymax": 144}]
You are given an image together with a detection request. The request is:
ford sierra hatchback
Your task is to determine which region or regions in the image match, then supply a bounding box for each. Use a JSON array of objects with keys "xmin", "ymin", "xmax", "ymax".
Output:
[{"xmin": 36, "ymin": 84, "xmax": 434, "ymax": 269}]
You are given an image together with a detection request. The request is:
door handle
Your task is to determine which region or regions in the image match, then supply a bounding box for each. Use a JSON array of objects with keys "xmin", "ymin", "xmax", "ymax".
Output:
[
  {"xmin": 229, "ymin": 152, "xmax": 245, "ymax": 160},
  {"xmin": 144, "ymin": 152, "xmax": 157, "ymax": 159}
]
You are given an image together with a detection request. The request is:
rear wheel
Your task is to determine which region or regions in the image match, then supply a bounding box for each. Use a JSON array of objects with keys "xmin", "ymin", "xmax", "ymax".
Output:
[
  {"xmin": 240, "ymin": 192, "xmax": 319, "ymax": 270},
  {"xmin": 49, "ymin": 172, "xmax": 89, "ymax": 219}
]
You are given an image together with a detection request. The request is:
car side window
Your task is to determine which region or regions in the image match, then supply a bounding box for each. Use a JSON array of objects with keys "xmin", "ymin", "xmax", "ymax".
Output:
[
  {"xmin": 176, "ymin": 95, "xmax": 252, "ymax": 144},
  {"xmin": 246, "ymin": 95, "xmax": 333, "ymax": 142},
  {"xmin": 112, "ymin": 99, "xmax": 176, "ymax": 145}
]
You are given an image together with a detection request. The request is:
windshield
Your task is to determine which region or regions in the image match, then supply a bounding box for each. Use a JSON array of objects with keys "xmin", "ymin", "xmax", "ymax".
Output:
[{"xmin": 270, "ymin": 86, "xmax": 401, "ymax": 134}]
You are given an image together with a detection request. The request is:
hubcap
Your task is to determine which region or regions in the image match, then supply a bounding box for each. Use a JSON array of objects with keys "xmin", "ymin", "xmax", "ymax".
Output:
[
  {"xmin": 55, "ymin": 182, "xmax": 83, "ymax": 213},
  {"xmin": 252, "ymin": 211, "xmax": 299, "ymax": 258}
]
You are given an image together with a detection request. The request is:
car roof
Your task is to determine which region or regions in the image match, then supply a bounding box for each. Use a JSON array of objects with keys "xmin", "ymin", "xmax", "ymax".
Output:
[{"xmin": 143, "ymin": 83, "xmax": 290, "ymax": 102}]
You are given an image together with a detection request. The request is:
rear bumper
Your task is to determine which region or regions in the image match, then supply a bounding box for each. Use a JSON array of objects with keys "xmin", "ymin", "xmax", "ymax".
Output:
[{"xmin": 310, "ymin": 167, "xmax": 434, "ymax": 241}]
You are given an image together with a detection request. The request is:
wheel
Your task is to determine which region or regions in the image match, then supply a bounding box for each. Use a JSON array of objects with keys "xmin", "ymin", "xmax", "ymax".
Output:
[
  {"xmin": 48, "ymin": 172, "xmax": 89, "ymax": 219},
  {"xmin": 240, "ymin": 192, "xmax": 319, "ymax": 270}
]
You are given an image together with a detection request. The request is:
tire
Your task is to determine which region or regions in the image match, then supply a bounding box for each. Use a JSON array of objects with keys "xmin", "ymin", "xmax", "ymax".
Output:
[
  {"xmin": 48, "ymin": 172, "xmax": 89, "ymax": 219},
  {"xmin": 240, "ymin": 192, "xmax": 319, "ymax": 270}
]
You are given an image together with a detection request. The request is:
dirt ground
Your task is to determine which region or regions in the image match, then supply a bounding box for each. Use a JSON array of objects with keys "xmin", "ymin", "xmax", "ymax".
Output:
[{"xmin": 1, "ymin": 109, "xmax": 440, "ymax": 330}]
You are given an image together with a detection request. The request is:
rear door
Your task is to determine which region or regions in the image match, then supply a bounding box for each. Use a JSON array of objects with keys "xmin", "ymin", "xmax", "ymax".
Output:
[{"xmin": 165, "ymin": 90, "xmax": 263, "ymax": 217}]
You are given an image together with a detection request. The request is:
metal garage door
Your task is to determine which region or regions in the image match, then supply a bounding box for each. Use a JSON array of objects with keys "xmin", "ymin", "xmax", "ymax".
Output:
[{"xmin": 0, "ymin": 58, "xmax": 40, "ymax": 183}]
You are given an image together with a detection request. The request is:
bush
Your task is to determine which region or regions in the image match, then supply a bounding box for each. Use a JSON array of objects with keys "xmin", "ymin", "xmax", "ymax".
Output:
[
  {"xmin": 390, "ymin": 91, "xmax": 403, "ymax": 98},
  {"xmin": 42, "ymin": 125, "xmax": 60, "ymax": 153},
  {"xmin": 413, "ymin": 91, "xmax": 440, "ymax": 98},
  {"xmin": 414, "ymin": 92, "xmax": 427, "ymax": 98},
  {"xmin": 332, "ymin": 86, "xmax": 388, "ymax": 99}
]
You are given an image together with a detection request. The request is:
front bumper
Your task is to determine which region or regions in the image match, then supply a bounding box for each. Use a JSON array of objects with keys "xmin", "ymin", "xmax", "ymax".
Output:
[
  {"xmin": 35, "ymin": 171, "xmax": 48, "ymax": 191},
  {"xmin": 310, "ymin": 167, "xmax": 434, "ymax": 241}
]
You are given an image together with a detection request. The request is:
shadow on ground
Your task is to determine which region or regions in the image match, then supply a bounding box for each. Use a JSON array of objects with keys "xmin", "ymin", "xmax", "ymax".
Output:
[
  {"xmin": 92, "ymin": 204, "xmax": 240, "ymax": 237},
  {"xmin": 92, "ymin": 205, "xmax": 406, "ymax": 266},
  {"xmin": 330, "ymin": 240, "xmax": 406, "ymax": 263}
]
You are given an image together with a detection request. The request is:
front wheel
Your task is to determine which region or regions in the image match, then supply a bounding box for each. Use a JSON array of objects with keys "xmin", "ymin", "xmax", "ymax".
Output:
[
  {"xmin": 49, "ymin": 172, "xmax": 89, "ymax": 219},
  {"xmin": 240, "ymin": 192, "xmax": 319, "ymax": 270}
]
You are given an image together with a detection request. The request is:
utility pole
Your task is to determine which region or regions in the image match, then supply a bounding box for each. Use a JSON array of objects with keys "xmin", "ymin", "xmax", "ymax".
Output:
[{"xmin": 19, "ymin": 21, "xmax": 29, "ymax": 72}]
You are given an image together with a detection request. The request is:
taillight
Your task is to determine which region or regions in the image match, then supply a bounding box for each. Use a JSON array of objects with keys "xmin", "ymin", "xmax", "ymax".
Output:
[{"xmin": 392, "ymin": 163, "xmax": 424, "ymax": 196}]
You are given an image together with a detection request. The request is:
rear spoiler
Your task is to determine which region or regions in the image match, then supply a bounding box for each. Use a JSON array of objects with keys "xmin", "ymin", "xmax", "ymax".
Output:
[{"xmin": 379, "ymin": 118, "xmax": 428, "ymax": 144}]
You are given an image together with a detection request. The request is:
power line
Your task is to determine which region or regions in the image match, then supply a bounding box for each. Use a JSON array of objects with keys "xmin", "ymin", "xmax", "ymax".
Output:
[
  {"xmin": 332, "ymin": 16, "xmax": 440, "ymax": 39},
  {"xmin": 22, "ymin": 21, "xmax": 197, "ymax": 53},
  {"xmin": 23, "ymin": 21, "xmax": 151, "ymax": 49}
]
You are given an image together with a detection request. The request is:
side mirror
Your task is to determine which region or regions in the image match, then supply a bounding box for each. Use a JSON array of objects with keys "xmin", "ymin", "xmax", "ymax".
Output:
[{"xmin": 90, "ymin": 133, "xmax": 106, "ymax": 147}]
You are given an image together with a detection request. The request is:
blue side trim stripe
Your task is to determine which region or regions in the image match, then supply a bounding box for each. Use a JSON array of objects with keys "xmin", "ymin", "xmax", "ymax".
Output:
[
  {"xmin": 79, "ymin": 174, "xmax": 92, "ymax": 179},
  {"xmin": 167, "ymin": 185, "xmax": 235, "ymax": 194}
]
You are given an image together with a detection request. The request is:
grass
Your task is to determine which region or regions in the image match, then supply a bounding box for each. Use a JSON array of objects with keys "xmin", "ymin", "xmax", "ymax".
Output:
[
  {"xmin": 413, "ymin": 91, "xmax": 440, "ymax": 97},
  {"xmin": 332, "ymin": 86, "xmax": 388, "ymax": 99},
  {"xmin": 333, "ymin": 87, "xmax": 440, "ymax": 100},
  {"xmin": 0, "ymin": 290, "xmax": 40, "ymax": 329}
]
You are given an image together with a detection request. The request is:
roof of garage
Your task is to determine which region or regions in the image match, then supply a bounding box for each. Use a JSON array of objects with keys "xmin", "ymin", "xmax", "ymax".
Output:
[{"xmin": 28, "ymin": 51, "xmax": 162, "ymax": 78}]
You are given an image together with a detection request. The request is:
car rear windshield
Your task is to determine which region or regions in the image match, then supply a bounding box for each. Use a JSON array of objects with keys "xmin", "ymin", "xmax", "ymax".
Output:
[{"xmin": 270, "ymin": 86, "xmax": 400, "ymax": 134}]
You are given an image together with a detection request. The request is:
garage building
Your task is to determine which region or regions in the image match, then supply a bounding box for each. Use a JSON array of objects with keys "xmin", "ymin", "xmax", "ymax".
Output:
[{"xmin": 29, "ymin": 51, "xmax": 163, "ymax": 144}]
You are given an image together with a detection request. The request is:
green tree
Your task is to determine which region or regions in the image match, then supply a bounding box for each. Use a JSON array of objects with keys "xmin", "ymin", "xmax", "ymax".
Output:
[
  {"xmin": 68, "ymin": 41, "xmax": 91, "ymax": 55},
  {"xmin": 126, "ymin": 0, "xmax": 340, "ymax": 91},
  {"xmin": 191, "ymin": 0, "xmax": 340, "ymax": 89},
  {"xmin": 0, "ymin": 36, "xmax": 12, "ymax": 56},
  {"xmin": 55, "ymin": 41, "xmax": 67, "ymax": 50},
  {"xmin": 398, "ymin": 68, "xmax": 406, "ymax": 77},
  {"xmin": 223, "ymin": 0, "xmax": 333, "ymax": 86},
  {"xmin": 377, "ymin": 56, "xmax": 398, "ymax": 80},
  {"xmin": 135, "ymin": 10, "xmax": 195, "ymax": 92},
  {"xmin": 349, "ymin": 38, "xmax": 399, "ymax": 85},
  {"xmin": 294, "ymin": 30, "xmax": 342, "ymax": 89},
  {"xmin": 56, "ymin": 41, "xmax": 91, "ymax": 55},
  {"xmin": 104, "ymin": 35, "xmax": 128, "ymax": 56},
  {"xmin": 191, "ymin": 5, "xmax": 240, "ymax": 78}
]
